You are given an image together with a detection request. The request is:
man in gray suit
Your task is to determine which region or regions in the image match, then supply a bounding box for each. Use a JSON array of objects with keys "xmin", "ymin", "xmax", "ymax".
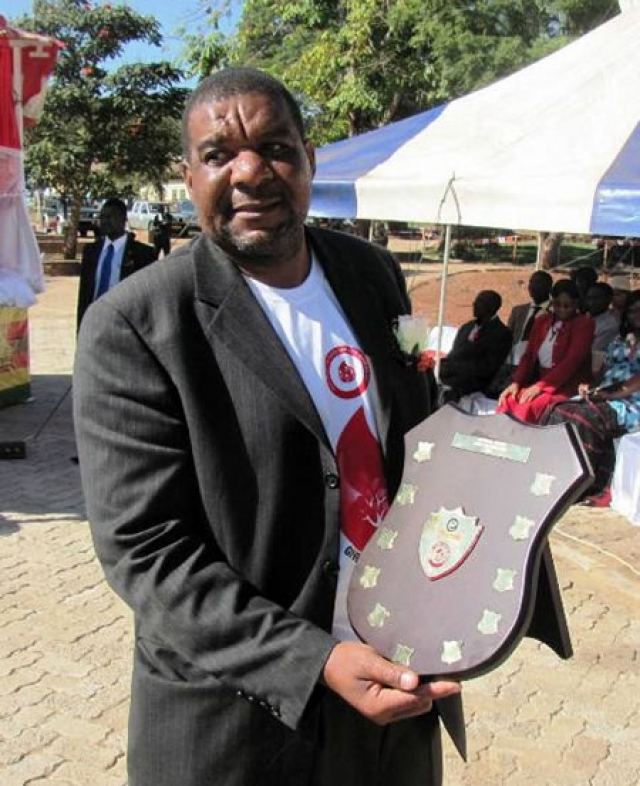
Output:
[{"xmin": 74, "ymin": 69, "xmax": 569, "ymax": 786}]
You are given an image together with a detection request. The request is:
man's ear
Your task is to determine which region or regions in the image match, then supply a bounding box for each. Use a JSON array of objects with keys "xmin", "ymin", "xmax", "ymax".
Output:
[
  {"xmin": 305, "ymin": 140, "xmax": 316, "ymax": 177},
  {"xmin": 182, "ymin": 160, "xmax": 193, "ymax": 195}
]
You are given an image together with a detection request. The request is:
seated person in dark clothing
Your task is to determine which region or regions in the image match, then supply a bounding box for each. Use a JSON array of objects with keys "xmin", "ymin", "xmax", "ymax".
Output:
[
  {"xmin": 586, "ymin": 282, "xmax": 619, "ymax": 352},
  {"xmin": 438, "ymin": 290, "xmax": 512, "ymax": 403},
  {"xmin": 571, "ymin": 265, "xmax": 598, "ymax": 314}
]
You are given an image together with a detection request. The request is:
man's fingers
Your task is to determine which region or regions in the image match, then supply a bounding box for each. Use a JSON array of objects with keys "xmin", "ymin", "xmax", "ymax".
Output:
[
  {"xmin": 362, "ymin": 650, "xmax": 420, "ymax": 692},
  {"xmin": 364, "ymin": 653, "xmax": 462, "ymax": 700},
  {"xmin": 322, "ymin": 642, "xmax": 463, "ymax": 726},
  {"xmin": 367, "ymin": 679, "xmax": 461, "ymax": 725},
  {"xmin": 415, "ymin": 679, "xmax": 462, "ymax": 700}
]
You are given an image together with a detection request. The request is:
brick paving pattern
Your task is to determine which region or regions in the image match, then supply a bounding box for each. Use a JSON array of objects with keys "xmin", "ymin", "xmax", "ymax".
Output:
[{"xmin": 1, "ymin": 273, "xmax": 638, "ymax": 786}]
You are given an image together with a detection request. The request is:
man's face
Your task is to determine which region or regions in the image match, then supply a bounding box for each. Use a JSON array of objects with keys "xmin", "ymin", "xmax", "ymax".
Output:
[
  {"xmin": 99, "ymin": 205, "xmax": 126, "ymax": 240},
  {"xmin": 472, "ymin": 294, "xmax": 493, "ymax": 322},
  {"xmin": 528, "ymin": 274, "xmax": 551, "ymax": 304},
  {"xmin": 585, "ymin": 287, "xmax": 609, "ymax": 317},
  {"xmin": 182, "ymin": 91, "xmax": 315, "ymax": 264},
  {"xmin": 612, "ymin": 289, "xmax": 629, "ymax": 314}
]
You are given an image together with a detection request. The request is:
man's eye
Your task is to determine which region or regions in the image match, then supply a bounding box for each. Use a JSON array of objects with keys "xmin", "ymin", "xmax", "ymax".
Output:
[
  {"xmin": 262, "ymin": 143, "xmax": 295, "ymax": 160},
  {"xmin": 203, "ymin": 150, "xmax": 228, "ymax": 165}
]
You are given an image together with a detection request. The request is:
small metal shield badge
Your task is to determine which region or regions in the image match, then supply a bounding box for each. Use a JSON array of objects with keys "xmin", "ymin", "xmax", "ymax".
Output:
[{"xmin": 419, "ymin": 506, "xmax": 483, "ymax": 580}]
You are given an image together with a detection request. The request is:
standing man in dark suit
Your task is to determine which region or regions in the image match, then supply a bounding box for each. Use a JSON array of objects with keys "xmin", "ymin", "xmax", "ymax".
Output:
[
  {"xmin": 76, "ymin": 197, "xmax": 157, "ymax": 330},
  {"xmin": 439, "ymin": 290, "xmax": 512, "ymax": 403},
  {"xmin": 74, "ymin": 68, "xmax": 570, "ymax": 786}
]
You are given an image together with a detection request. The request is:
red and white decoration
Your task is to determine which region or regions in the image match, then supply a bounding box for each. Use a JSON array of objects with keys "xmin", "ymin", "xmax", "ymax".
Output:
[{"xmin": 0, "ymin": 16, "xmax": 62, "ymax": 295}]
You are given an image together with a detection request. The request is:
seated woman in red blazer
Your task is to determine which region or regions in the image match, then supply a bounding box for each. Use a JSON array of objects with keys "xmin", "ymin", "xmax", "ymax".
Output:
[{"xmin": 497, "ymin": 278, "xmax": 594, "ymax": 423}]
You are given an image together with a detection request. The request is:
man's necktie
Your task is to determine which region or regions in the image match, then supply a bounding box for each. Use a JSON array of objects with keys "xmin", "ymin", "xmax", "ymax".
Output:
[
  {"xmin": 95, "ymin": 243, "xmax": 114, "ymax": 299},
  {"xmin": 521, "ymin": 305, "xmax": 541, "ymax": 341}
]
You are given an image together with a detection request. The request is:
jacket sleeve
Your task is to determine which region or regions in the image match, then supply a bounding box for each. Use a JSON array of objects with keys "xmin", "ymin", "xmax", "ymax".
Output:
[
  {"xmin": 73, "ymin": 299, "xmax": 336, "ymax": 732},
  {"xmin": 538, "ymin": 315, "xmax": 595, "ymax": 393}
]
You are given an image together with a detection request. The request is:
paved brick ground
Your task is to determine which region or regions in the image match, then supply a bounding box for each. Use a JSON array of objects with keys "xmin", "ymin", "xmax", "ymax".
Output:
[{"xmin": 1, "ymin": 274, "xmax": 638, "ymax": 786}]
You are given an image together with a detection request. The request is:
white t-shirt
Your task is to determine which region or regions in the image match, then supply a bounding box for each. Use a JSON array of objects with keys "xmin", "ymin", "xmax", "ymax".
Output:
[{"xmin": 246, "ymin": 256, "xmax": 387, "ymax": 640}]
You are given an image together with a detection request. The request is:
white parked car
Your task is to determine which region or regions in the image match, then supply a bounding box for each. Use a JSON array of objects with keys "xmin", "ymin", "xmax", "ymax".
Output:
[{"xmin": 127, "ymin": 201, "xmax": 172, "ymax": 234}]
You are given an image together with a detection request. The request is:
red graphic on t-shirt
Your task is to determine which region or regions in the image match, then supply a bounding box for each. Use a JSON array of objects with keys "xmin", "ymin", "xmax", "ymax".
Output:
[
  {"xmin": 336, "ymin": 408, "xmax": 389, "ymax": 551},
  {"xmin": 339, "ymin": 361, "xmax": 356, "ymax": 383},
  {"xmin": 326, "ymin": 345, "xmax": 370, "ymax": 399}
]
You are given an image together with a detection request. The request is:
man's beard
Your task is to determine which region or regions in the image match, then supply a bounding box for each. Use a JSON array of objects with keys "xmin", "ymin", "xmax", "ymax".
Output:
[{"xmin": 214, "ymin": 214, "xmax": 306, "ymax": 266}]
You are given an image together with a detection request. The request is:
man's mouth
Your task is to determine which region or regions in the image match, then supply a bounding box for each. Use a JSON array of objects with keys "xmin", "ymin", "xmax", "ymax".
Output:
[{"xmin": 231, "ymin": 198, "xmax": 283, "ymax": 217}]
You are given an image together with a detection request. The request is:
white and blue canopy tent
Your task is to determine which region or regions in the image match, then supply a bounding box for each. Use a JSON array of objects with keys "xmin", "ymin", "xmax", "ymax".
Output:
[{"xmin": 309, "ymin": 6, "xmax": 640, "ymax": 361}]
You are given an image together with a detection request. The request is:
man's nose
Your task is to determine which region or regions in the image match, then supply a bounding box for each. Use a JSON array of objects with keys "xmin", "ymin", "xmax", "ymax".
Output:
[{"xmin": 230, "ymin": 150, "xmax": 273, "ymax": 185}]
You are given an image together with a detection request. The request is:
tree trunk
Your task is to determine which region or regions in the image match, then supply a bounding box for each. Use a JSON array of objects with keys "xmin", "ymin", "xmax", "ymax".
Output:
[
  {"xmin": 540, "ymin": 232, "xmax": 563, "ymax": 269},
  {"xmin": 63, "ymin": 194, "xmax": 82, "ymax": 260}
]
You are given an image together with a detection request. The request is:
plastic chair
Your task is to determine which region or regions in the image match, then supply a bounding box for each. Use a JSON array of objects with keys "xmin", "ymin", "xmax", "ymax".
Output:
[{"xmin": 427, "ymin": 325, "xmax": 458, "ymax": 355}]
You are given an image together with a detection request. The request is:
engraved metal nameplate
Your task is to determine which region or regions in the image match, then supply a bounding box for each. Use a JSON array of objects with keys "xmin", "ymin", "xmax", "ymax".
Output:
[{"xmin": 452, "ymin": 432, "xmax": 531, "ymax": 463}]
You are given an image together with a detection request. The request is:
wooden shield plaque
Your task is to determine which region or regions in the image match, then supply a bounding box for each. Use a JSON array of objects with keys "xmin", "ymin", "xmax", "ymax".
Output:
[{"xmin": 347, "ymin": 405, "xmax": 593, "ymax": 680}]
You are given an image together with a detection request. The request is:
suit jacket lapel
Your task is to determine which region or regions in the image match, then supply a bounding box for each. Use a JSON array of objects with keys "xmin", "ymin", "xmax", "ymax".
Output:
[{"xmin": 192, "ymin": 235, "xmax": 329, "ymax": 447}]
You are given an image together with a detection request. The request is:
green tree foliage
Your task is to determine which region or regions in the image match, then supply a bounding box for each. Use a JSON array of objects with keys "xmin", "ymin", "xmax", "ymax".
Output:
[
  {"xmin": 13, "ymin": 0, "xmax": 188, "ymax": 258},
  {"xmin": 185, "ymin": 0, "xmax": 619, "ymax": 144}
]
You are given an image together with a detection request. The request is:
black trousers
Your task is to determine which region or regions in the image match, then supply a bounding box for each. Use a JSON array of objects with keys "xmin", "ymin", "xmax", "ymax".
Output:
[
  {"xmin": 154, "ymin": 237, "xmax": 171, "ymax": 258},
  {"xmin": 314, "ymin": 693, "xmax": 443, "ymax": 786}
]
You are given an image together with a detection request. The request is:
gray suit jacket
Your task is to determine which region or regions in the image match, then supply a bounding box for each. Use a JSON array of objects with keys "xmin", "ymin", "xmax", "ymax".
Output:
[
  {"xmin": 75, "ymin": 228, "xmax": 569, "ymax": 785},
  {"xmin": 74, "ymin": 227, "xmax": 462, "ymax": 785}
]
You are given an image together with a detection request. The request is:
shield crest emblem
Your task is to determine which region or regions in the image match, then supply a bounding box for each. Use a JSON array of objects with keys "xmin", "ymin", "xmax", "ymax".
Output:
[
  {"xmin": 419, "ymin": 507, "xmax": 483, "ymax": 580},
  {"xmin": 347, "ymin": 405, "xmax": 593, "ymax": 680}
]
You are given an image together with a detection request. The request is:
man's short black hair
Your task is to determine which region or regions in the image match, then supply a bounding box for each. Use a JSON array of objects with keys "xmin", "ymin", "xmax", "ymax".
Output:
[
  {"xmin": 570, "ymin": 265, "xmax": 598, "ymax": 287},
  {"xmin": 529, "ymin": 270, "xmax": 553, "ymax": 289},
  {"xmin": 587, "ymin": 282, "xmax": 614, "ymax": 302},
  {"xmin": 181, "ymin": 67, "xmax": 306, "ymax": 160},
  {"xmin": 552, "ymin": 278, "xmax": 580, "ymax": 300},
  {"xmin": 476, "ymin": 289, "xmax": 502, "ymax": 315},
  {"xmin": 100, "ymin": 197, "xmax": 127, "ymax": 221}
]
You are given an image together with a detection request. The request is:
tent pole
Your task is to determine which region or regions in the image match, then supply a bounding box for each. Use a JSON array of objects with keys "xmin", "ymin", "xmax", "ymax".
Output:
[{"xmin": 434, "ymin": 223, "xmax": 452, "ymax": 383}]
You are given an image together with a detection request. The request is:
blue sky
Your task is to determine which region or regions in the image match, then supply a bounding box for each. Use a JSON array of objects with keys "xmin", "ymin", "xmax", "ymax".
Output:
[{"xmin": 7, "ymin": 1, "xmax": 241, "ymax": 80}]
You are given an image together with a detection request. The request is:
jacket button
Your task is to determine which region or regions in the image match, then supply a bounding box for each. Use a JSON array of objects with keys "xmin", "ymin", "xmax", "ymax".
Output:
[{"xmin": 325, "ymin": 472, "xmax": 340, "ymax": 489}]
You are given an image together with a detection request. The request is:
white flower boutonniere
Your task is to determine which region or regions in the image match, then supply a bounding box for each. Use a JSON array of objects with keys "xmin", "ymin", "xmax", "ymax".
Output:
[
  {"xmin": 394, "ymin": 315, "xmax": 430, "ymax": 356},
  {"xmin": 392, "ymin": 315, "xmax": 435, "ymax": 372}
]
